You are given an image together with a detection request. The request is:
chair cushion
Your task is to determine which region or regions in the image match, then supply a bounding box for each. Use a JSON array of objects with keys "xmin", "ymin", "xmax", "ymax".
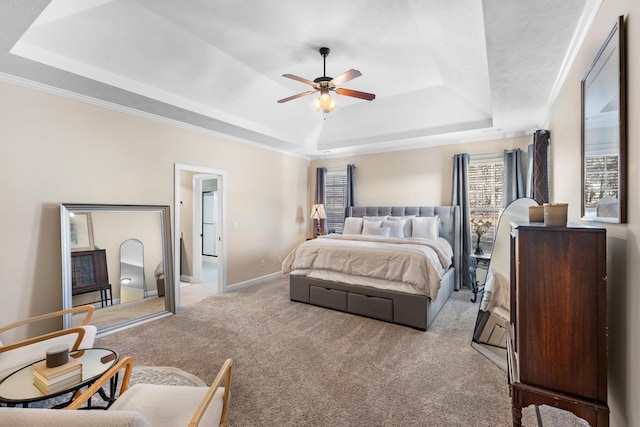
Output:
[
  {"xmin": 0, "ymin": 326, "xmax": 96, "ymax": 380},
  {"xmin": 78, "ymin": 325, "xmax": 97, "ymax": 349},
  {"xmin": 0, "ymin": 407, "xmax": 152, "ymax": 427},
  {"xmin": 110, "ymin": 384, "xmax": 225, "ymax": 427}
]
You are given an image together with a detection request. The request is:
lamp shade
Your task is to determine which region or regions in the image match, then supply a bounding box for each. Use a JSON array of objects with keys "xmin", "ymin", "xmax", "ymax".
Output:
[
  {"xmin": 310, "ymin": 204, "xmax": 327, "ymax": 220},
  {"xmin": 312, "ymin": 91, "xmax": 337, "ymax": 114}
]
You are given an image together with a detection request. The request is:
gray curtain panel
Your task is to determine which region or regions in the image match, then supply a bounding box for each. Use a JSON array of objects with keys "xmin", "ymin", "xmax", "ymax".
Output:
[
  {"xmin": 315, "ymin": 167, "xmax": 327, "ymax": 235},
  {"xmin": 345, "ymin": 164, "xmax": 357, "ymax": 216},
  {"xmin": 503, "ymin": 149, "xmax": 525, "ymax": 207},
  {"xmin": 528, "ymin": 129, "xmax": 550, "ymax": 204},
  {"xmin": 452, "ymin": 153, "xmax": 471, "ymax": 290}
]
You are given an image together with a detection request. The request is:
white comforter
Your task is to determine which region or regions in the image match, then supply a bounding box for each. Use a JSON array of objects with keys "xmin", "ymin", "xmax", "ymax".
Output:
[{"xmin": 282, "ymin": 234, "xmax": 453, "ymax": 298}]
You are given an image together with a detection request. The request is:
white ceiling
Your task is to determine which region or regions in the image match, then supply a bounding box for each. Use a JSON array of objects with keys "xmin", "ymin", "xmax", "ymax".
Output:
[{"xmin": 0, "ymin": 0, "xmax": 597, "ymax": 158}]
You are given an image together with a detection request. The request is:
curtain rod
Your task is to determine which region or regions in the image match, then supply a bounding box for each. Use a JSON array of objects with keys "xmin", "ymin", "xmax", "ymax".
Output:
[{"xmin": 323, "ymin": 164, "xmax": 356, "ymax": 172}]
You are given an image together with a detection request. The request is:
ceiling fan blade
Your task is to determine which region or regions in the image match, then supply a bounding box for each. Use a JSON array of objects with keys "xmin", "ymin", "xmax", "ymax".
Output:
[
  {"xmin": 335, "ymin": 88, "xmax": 376, "ymax": 101},
  {"xmin": 330, "ymin": 69, "xmax": 362, "ymax": 86},
  {"xmin": 277, "ymin": 90, "xmax": 317, "ymax": 103},
  {"xmin": 282, "ymin": 74, "xmax": 317, "ymax": 87}
]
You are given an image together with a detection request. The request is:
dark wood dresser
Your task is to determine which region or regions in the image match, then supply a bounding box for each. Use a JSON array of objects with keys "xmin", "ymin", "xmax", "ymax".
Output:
[
  {"xmin": 71, "ymin": 249, "xmax": 112, "ymax": 307},
  {"xmin": 508, "ymin": 222, "xmax": 609, "ymax": 426}
]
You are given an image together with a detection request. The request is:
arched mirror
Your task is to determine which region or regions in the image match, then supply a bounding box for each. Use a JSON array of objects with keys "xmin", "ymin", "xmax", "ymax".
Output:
[
  {"xmin": 60, "ymin": 204, "xmax": 175, "ymax": 334},
  {"xmin": 120, "ymin": 239, "xmax": 147, "ymax": 303},
  {"xmin": 471, "ymin": 197, "xmax": 539, "ymax": 369}
]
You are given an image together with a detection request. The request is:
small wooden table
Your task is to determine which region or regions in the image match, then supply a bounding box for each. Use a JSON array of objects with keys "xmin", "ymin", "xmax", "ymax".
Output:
[{"xmin": 0, "ymin": 348, "xmax": 118, "ymax": 408}]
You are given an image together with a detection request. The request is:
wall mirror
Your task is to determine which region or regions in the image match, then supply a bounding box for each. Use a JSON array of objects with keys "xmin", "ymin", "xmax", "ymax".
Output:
[
  {"xmin": 471, "ymin": 197, "xmax": 538, "ymax": 370},
  {"xmin": 60, "ymin": 204, "xmax": 175, "ymax": 334},
  {"xmin": 581, "ymin": 15, "xmax": 626, "ymax": 223}
]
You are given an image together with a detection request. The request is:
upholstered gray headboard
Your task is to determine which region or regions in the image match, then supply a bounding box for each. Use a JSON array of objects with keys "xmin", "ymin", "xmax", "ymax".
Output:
[{"xmin": 347, "ymin": 206, "xmax": 461, "ymax": 289}]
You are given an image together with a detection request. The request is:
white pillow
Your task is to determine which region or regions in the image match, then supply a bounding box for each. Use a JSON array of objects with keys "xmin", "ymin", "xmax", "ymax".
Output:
[
  {"xmin": 411, "ymin": 216, "xmax": 440, "ymax": 239},
  {"xmin": 387, "ymin": 215, "xmax": 415, "ymax": 237},
  {"xmin": 364, "ymin": 226, "xmax": 391, "ymax": 237},
  {"xmin": 382, "ymin": 219, "xmax": 405, "ymax": 238},
  {"xmin": 363, "ymin": 215, "xmax": 388, "ymax": 222},
  {"xmin": 362, "ymin": 220, "xmax": 383, "ymax": 235},
  {"xmin": 343, "ymin": 217, "xmax": 364, "ymax": 234}
]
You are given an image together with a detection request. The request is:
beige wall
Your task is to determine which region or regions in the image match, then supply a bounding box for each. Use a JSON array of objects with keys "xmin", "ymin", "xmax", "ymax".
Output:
[
  {"xmin": 309, "ymin": 136, "xmax": 531, "ymax": 236},
  {"xmin": 180, "ymin": 171, "xmax": 196, "ymax": 277},
  {"xmin": 548, "ymin": 1, "xmax": 639, "ymax": 425},
  {"xmin": 0, "ymin": 80, "xmax": 308, "ymax": 338}
]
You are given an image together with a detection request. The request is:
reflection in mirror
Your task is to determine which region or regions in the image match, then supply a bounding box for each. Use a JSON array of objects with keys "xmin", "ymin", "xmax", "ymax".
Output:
[
  {"xmin": 471, "ymin": 197, "xmax": 538, "ymax": 370},
  {"xmin": 60, "ymin": 204, "xmax": 175, "ymax": 334},
  {"xmin": 120, "ymin": 239, "xmax": 147, "ymax": 303},
  {"xmin": 581, "ymin": 15, "xmax": 626, "ymax": 223}
]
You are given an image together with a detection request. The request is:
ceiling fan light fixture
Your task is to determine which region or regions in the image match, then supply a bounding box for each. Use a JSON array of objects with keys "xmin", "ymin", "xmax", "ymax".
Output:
[
  {"xmin": 326, "ymin": 99, "xmax": 336, "ymax": 113},
  {"xmin": 319, "ymin": 90, "xmax": 331, "ymax": 107},
  {"xmin": 313, "ymin": 90, "xmax": 336, "ymax": 113}
]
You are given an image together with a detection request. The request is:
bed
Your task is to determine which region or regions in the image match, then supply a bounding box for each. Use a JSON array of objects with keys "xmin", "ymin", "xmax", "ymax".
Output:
[{"xmin": 283, "ymin": 206, "xmax": 461, "ymax": 330}]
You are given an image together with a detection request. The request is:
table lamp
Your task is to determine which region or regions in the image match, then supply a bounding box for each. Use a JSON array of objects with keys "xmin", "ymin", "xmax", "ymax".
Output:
[{"xmin": 310, "ymin": 204, "xmax": 327, "ymax": 237}]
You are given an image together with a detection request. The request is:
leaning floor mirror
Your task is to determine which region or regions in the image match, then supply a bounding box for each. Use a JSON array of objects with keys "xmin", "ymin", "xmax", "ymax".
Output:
[
  {"xmin": 471, "ymin": 197, "xmax": 538, "ymax": 370},
  {"xmin": 60, "ymin": 204, "xmax": 175, "ymax": 335}
]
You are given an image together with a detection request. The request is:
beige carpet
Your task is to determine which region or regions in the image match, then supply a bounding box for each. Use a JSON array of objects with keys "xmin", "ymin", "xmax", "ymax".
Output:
[{"xmin": 96, "ymin": 276, "xmax": 588, "ymax": 426}]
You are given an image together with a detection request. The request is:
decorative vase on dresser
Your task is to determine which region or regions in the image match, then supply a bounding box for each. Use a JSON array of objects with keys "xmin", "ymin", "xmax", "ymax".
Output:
[{"xmin": 508, "ymin": 222, "xmax": 609, "ymax": 426}]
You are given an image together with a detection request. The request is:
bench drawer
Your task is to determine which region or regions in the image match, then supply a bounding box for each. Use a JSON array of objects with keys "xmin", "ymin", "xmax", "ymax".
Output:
[
  {"xmin": 348, "ymin": 293, "xmax": 393, "ymax": 322},
  {"xmin": 309, "ymin": 285, "xmax": 348, "ymax": 311}
]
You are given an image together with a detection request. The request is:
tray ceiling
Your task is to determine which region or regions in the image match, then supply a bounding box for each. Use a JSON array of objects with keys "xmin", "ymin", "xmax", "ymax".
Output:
[{"xmin": 0, "ymin": 0, "xmax": 596, "ymax": 157}]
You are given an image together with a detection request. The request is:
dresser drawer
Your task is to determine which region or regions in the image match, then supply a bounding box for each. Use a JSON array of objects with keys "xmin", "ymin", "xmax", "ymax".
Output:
[{"xmin": 309, "ymin": 285, "xmax": 348, "ymax": 311}]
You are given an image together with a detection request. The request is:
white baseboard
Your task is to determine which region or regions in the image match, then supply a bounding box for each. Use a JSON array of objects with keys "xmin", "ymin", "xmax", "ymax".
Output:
[
  {"xmin": 180, "ymin": 275, "xmax": 193, "ymax": 283},
  {"xmin": 225, "ymin": 272, "xmax": 282, "ymax": 292}
]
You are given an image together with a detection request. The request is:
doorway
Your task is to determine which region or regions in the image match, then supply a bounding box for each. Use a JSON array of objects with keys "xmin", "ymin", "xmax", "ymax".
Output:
[
  {"xmin": 193, "ymin": 174, "xmax": 220, "ymax": 285},
  {"xmin": 174, "ymin": 164, "xmax": 226, "ymax": 307}
]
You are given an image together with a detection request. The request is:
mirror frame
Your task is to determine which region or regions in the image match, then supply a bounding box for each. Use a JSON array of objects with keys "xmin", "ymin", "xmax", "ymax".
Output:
[
  {"xmin": 581, "ymin": 15, "xmax": 627, "ymax": 223},
  {"xmin": 60, "ymin": 203, "xmax": 175, "ymax": 332}
]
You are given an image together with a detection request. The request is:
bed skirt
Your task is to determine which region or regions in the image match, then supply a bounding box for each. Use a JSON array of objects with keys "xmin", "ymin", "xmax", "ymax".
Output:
[{"xmin": 289, "ymin": 267, "xmax": 455, "ymax": 331}]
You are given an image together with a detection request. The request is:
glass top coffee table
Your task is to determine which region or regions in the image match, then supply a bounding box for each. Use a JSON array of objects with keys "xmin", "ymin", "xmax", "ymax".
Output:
[{"xmin": 0, "ymin": 348, "xmax": 118, "ymax": 408}]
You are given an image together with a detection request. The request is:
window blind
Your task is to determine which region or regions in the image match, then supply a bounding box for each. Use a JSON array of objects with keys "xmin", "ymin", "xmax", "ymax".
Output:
[
  {"xmin": 468, "ymin": 159, "xmax": 503, "ymax": 252},
  {"xmin": 325, "ymin": 170, "xmax": 347, "ymax": 234}
]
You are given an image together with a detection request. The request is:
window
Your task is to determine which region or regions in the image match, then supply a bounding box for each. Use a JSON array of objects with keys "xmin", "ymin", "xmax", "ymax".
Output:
[
  {"xmin": 584, "ymin": 154, "xmax": 619, "ymax": 211},
  {"xmin": 468, "ymin": 157, "xmax": 503, "ymax": 253},
  {"xmin": 325, "ymin": 169, "xmax": 347, "ymax": 234}
]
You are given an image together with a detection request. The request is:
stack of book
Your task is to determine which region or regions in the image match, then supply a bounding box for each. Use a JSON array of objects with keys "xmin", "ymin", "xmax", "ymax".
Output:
[{"xmin": 32, "ymin": 358, "xmax": 83, "ymax": 394}]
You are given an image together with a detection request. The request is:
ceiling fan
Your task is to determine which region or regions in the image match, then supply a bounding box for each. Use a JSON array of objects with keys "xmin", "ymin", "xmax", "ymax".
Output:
[{"xmin": 277, "ymin": 47, "xmax": 375, "ymax": 113}]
